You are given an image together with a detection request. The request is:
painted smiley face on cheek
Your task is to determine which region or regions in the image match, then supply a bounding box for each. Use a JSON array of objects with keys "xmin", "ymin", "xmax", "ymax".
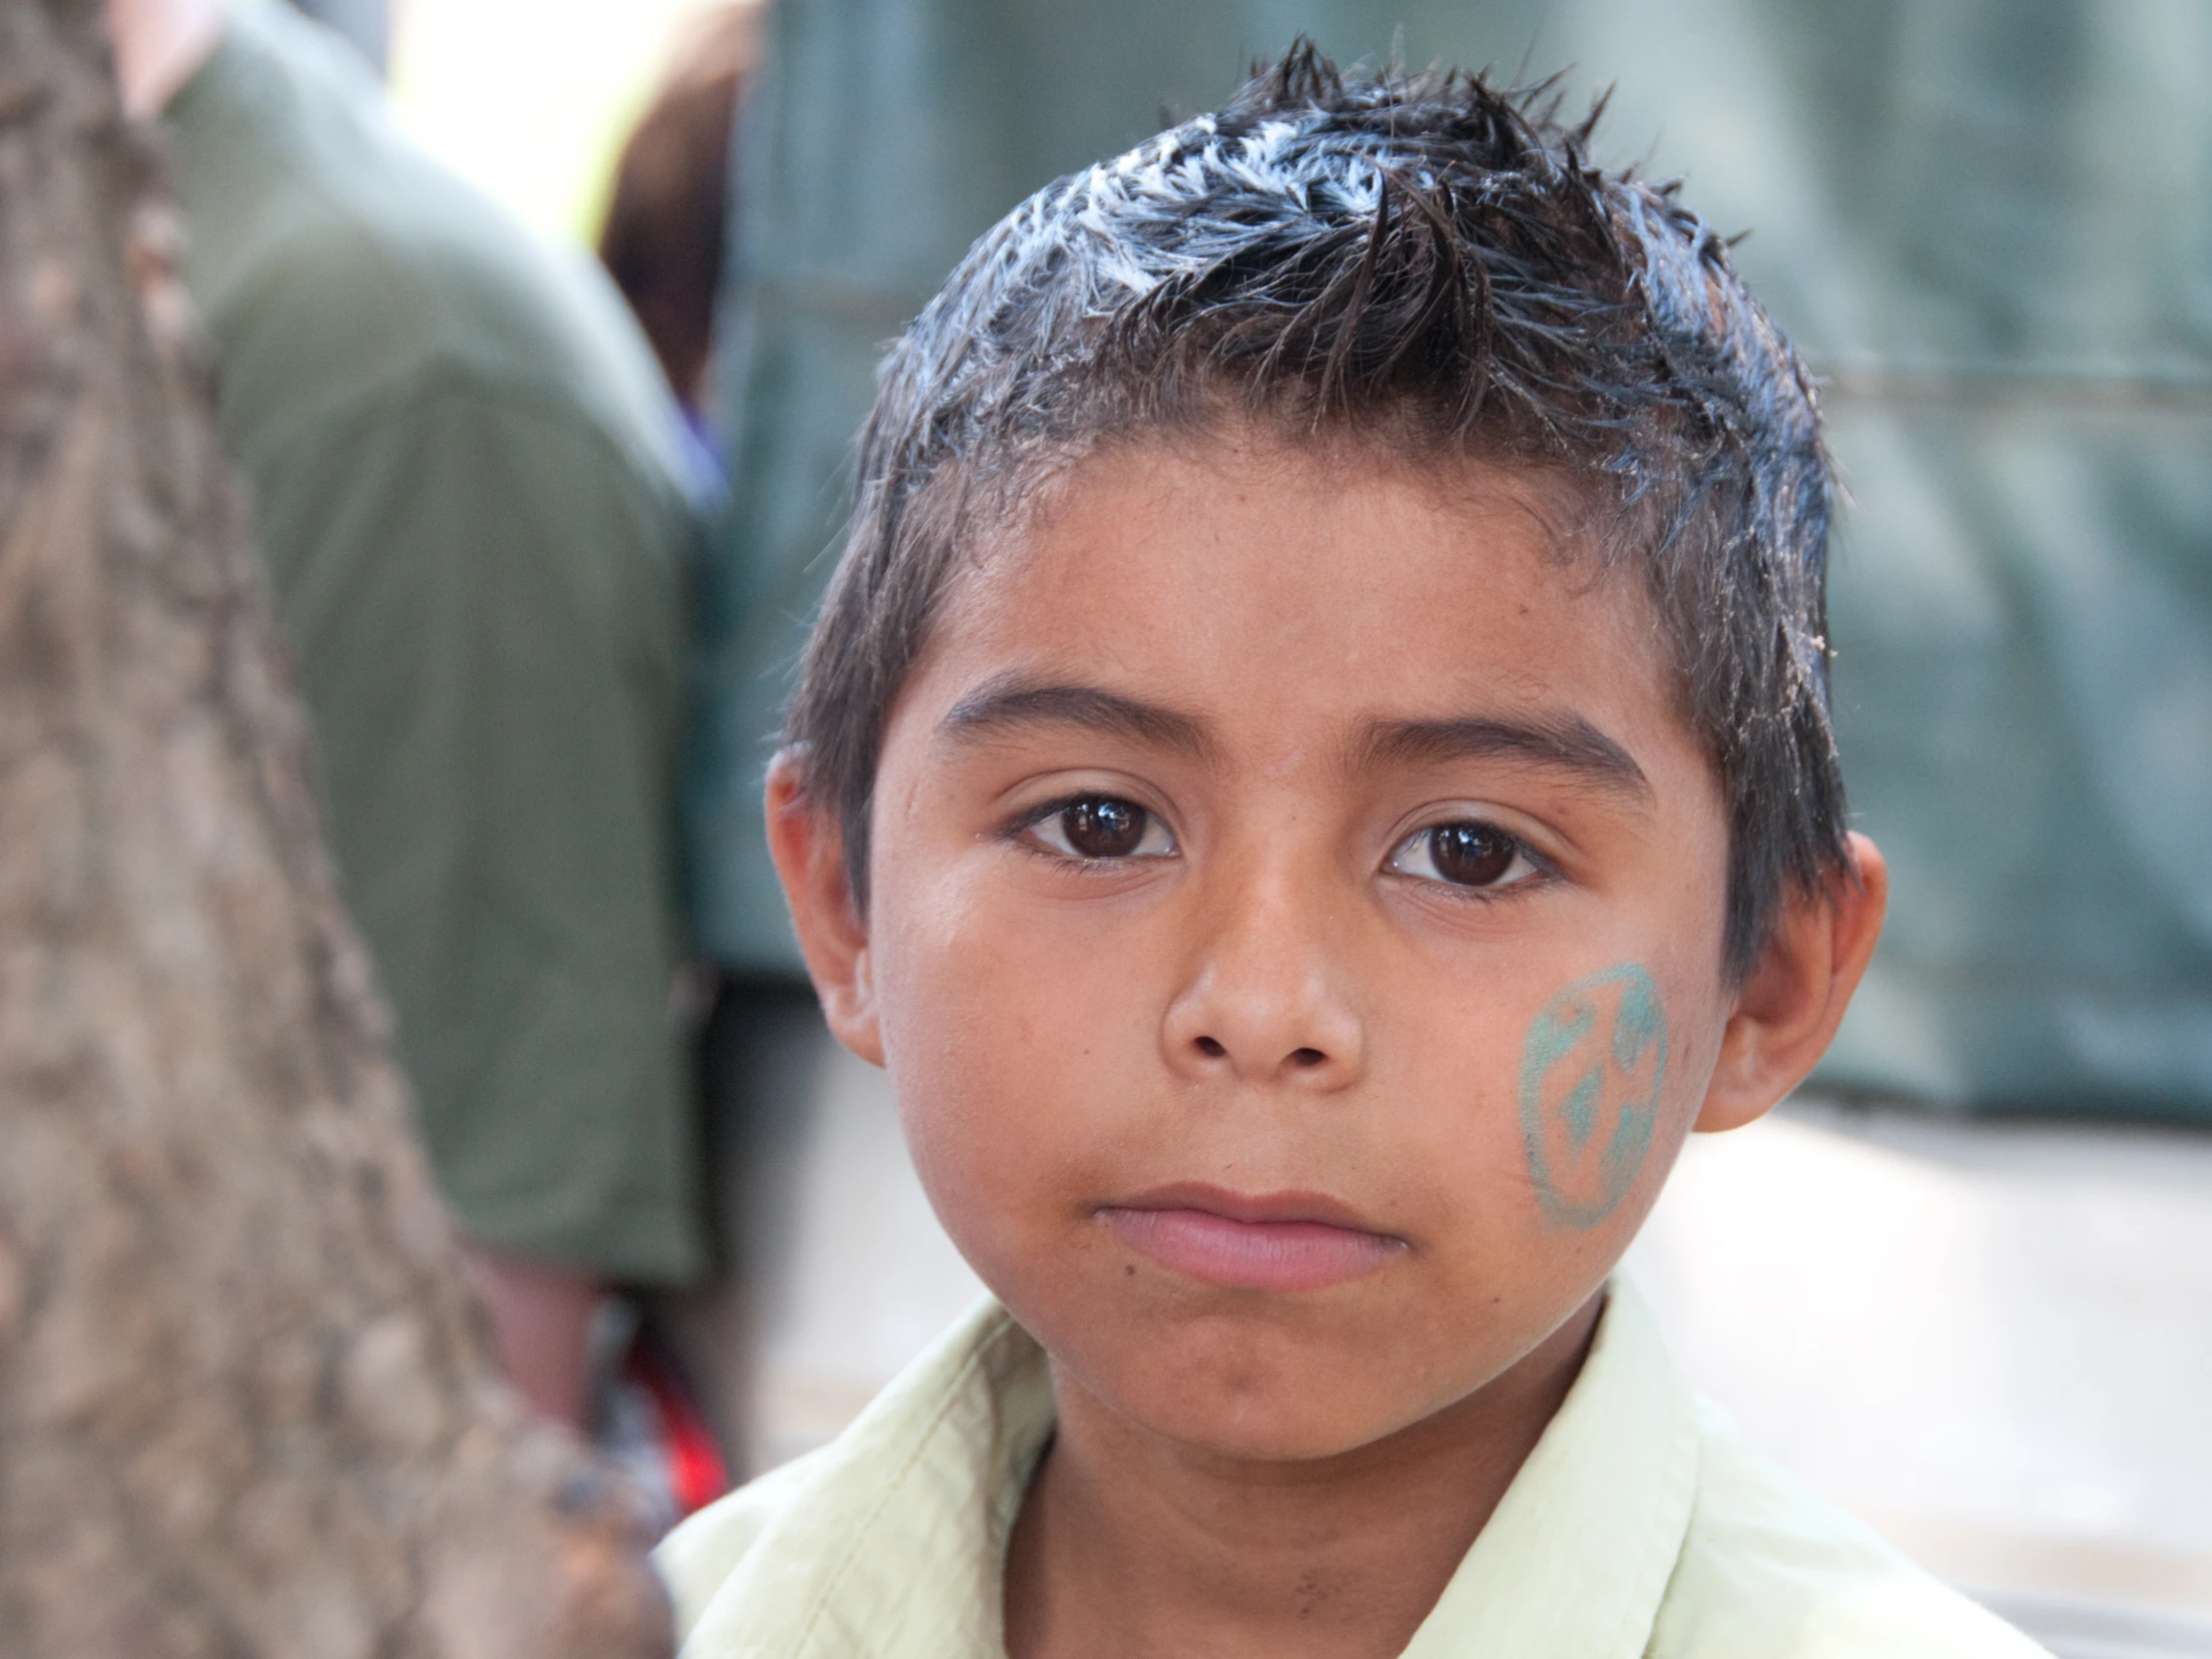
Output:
[{"xmin": 1517, "ymin": 964, "xmax": 1668, "ymax": 1229}]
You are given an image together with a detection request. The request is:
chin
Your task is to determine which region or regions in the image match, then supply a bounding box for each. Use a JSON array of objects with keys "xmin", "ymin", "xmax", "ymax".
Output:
[
  {"xmin": 1126, "ymin": 1366, "xmax": 1436, "ymax": 1461},
  {"xmin": 1064, "ymin": 1307, "xmax": 1451, "ymax": 1461}
]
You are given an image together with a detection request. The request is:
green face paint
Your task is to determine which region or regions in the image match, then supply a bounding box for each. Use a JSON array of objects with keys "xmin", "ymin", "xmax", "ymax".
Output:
[{"xmin": 1517, "ymin": 964, "xmax": 1667, "ymax": 1228}]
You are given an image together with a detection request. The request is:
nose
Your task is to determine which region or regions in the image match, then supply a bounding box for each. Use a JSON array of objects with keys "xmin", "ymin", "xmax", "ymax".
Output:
[{"xmin": 1161, "ymin": 867, "xmax": 1366, "ymax": 1089}]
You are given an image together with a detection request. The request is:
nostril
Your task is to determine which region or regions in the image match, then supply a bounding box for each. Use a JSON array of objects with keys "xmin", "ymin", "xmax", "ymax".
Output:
[
  {"xmin": 1290, "ymin": 1047, "xmax": 1326, "ymax": 1068},
  {"xmin": 1195, "ymin": 1036, "xmax": 1227, "ymax": 1058}
]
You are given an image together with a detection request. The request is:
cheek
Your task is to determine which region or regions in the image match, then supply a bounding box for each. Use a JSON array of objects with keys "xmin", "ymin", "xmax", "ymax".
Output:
[
  {"xmin": 1376, "ymin": 1010, "xmax": 1526, "ymax": 1196},
  {"xmin": 868, "ymin": 870, "xmax": 1147, "ymax": 1253},
  {"xmin": 1388, "ymin": 952, "xmax": 1700, "ymax": 1239},
  {"xmin": 1500, "ymin": 955, "xmax": 1726, "ymax": 1249}
]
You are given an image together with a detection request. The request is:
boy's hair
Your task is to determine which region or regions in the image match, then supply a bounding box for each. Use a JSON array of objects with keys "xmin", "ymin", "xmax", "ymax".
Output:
[{"xmin": 788, "ymin": 45, "xmax": 1849, "ymax": 980}]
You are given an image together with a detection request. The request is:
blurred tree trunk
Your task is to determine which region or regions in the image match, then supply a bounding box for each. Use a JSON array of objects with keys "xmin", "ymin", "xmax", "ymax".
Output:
[{"xmin": 0, "ymin": 3, "xmax": 674, "ymax": 1655}]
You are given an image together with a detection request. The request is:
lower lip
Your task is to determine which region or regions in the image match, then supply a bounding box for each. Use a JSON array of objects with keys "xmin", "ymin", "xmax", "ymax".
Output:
[{"xmin": 1099, "ymin": 1207, "xmax": 1405, "ymax": 1292}]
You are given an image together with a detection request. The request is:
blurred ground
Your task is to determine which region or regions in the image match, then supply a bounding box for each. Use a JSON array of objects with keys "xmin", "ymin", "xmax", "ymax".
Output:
[
  {"xmin": 1631, "ymin": 1097, "xmax": 2212, "ymax": 1624},
  {"xmin": 727, "ymin": 1033, "xmax": 2212, "ymax": 1651}
]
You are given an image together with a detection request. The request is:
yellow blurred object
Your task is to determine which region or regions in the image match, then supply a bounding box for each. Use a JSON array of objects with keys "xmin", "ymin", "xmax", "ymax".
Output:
[{"xmin": 385, "ymin": 0, "xmax": 748, "ymax": 245}]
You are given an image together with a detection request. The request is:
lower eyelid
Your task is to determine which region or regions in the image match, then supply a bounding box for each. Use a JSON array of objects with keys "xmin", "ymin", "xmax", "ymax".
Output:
[
  {"xmin": 1024, "ymin": 837, "xmax": 1178, "ymax": 868},
  {"xmin": 1397, "ymin": 863, "xmax": 1546, "ymax": 901}
]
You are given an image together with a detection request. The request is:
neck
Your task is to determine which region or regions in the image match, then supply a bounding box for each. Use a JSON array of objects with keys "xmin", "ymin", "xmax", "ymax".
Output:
[
  {"xmin": 1003, "ymin": 1292, "xmax": 1604, "ymax": 1659},
  {"xmin": 105, "ymin": 0, "xmax": 225, "ymax": 120}
]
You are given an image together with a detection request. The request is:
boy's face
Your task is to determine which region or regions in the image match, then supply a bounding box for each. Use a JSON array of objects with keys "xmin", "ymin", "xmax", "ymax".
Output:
[{"xmin": 783, "ymin": 434, "xmax": 1866, "ymax": 1461}]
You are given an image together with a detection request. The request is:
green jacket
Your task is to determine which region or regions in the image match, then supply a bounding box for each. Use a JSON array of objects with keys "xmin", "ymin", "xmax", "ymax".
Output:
[{"xmin": 171, "ymin": 0, "xmax": 703, "ymax": 1278}]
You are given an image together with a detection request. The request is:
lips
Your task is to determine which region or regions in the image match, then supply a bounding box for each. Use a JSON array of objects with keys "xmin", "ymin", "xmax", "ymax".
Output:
[{"xmin": 1098, "ymin": 1186, "xmax": 1406, "ymax": 1292}]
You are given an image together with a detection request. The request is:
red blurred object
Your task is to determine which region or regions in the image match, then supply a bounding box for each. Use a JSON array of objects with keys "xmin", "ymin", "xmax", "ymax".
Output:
[{"xmin": 623, "ymin": 1332, "xmax": 730, "ymax": 1518}]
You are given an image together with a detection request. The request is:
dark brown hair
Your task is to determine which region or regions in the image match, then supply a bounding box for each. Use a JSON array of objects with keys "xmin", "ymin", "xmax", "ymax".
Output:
[{"xmin": 788, "ymin": 45, "xmax": 1850, "ymax": 979}]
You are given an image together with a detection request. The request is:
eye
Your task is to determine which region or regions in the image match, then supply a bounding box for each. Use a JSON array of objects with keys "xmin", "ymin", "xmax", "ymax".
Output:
[
  {"xmin": 1025, "ymin": 795, "xmax": 1177, "ymax": 861},
  {"xmin": 1386, "ymin": 821, "xmax": 1541, "ymax": 891}
]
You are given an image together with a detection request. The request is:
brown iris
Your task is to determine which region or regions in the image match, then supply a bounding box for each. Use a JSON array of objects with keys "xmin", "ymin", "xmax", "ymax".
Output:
[
  {"xmin": 1426, "ymin": 823, "xmax": 1516, "ymax": 886},
  {"xmin": 1060, "ymin": 798, "xmax": 1148, "ymax": 857}
]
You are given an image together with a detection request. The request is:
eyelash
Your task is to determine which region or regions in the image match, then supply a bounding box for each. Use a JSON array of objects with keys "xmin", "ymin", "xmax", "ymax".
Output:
[{"xmin": 1008, "ymin": 796, "xmax": 1553, "ymax": 899}]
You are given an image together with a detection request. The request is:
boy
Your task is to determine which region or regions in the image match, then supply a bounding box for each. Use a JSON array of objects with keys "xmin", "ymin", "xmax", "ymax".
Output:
[{"xmin": 658, "ymin": 49, "xmax": 2046, "ymax": 1658}]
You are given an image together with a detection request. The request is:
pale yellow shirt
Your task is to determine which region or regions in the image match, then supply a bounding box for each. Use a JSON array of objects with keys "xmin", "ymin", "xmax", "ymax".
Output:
[{"xmin": 657, "ymin": 1283, "xmax": 2047, "ymax": 1657}]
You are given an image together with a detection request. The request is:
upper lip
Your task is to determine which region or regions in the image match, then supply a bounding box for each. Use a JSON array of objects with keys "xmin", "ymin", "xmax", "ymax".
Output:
[{"xmin": 1101, "ymin": 1181, "xmax": 1397, "ymax": 1238}]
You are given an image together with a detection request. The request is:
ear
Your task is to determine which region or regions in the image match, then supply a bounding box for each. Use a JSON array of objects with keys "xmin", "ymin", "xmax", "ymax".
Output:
[
  {"xmin": 1695, "ymin": 831, "xmax": 1889, "ymax": 1134},
  {"xmin": 765, "ymin": 749, "xmax": 884, "ymax": 1066}
]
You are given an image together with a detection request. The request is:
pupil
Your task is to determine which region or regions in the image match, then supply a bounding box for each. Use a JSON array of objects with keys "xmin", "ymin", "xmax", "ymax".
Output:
[
  {"xmin": 1064, "ymin": 798, "xmax": 1144, "ymax": 857},
  {"xmin": 1430, "ymin": 824, "xmax": 1513, "ymax": 885}
]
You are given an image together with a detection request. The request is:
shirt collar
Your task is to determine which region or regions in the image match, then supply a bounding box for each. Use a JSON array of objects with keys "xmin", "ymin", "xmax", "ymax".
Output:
[
  {"xmin": 1401, "ymin": 1279, "xmax": 1701, "ymax": 1657},
  {"xmin": 690, "ymin": 1300, "xmax": 1052, "ymax": 1658},
  {"xmin": 692, "ymin": 1280, "xmax": 1697, "ymax": 1658}
]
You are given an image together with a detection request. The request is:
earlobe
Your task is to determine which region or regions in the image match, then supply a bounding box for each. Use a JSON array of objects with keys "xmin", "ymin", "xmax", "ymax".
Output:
[
  {"xmin": 1695, "ymin": 831, "xmax": 1889, "ymax": 1134},
  {"xmin": 764, "ymin": 750, "xmax": 885, "ymax": 1066}
]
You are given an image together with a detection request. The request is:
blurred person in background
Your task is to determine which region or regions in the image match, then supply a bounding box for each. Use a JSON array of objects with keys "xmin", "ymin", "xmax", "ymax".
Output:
[
  {"xmin": 592, "ymin": 0, "xmax": 798, "ymax": 1481},
  {"xmin": 105, "ymin": 0, "xmax": 705, "ymax": 1434},
  {"xmin": 599, "ymin": 3, "xmax": 761, "ymax": 460}
]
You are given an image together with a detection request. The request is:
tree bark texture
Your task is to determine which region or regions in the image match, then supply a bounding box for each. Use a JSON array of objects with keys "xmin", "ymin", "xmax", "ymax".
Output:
[{"xmin": 0, "ymin": 4, "xmax": 675, "ymax": 1654}]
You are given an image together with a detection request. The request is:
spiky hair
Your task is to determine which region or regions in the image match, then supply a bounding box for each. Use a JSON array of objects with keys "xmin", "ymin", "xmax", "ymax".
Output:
[{"xmin": 789, "ymin": 45, "xmax": 1849, "ymax": 978}]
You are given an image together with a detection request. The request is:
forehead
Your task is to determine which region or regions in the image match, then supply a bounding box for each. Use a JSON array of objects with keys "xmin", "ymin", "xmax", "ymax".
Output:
[{"xmin": 902, "ymin": 433, "xmax": 1688, "ymax": 765}]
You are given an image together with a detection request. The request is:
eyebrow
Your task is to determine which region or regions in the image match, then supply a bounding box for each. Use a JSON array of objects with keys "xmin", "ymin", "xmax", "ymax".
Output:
[
  {"xmin": 937, "ymin": 676, "xmax": 1650, "ymax": 802},
  {"xmin": 937, "ymin": 675, "xmax": 1213, "ymax": 758},
  {"xmin": 1359, "ymin": 713, "xmax": 1653, "ymax": 803}
]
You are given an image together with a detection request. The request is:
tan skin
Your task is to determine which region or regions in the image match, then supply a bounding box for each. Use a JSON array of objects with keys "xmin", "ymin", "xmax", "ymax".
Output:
[{"xmin": 772, "ymin": 431, "xmax": 1887, "ymax": 1659}]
